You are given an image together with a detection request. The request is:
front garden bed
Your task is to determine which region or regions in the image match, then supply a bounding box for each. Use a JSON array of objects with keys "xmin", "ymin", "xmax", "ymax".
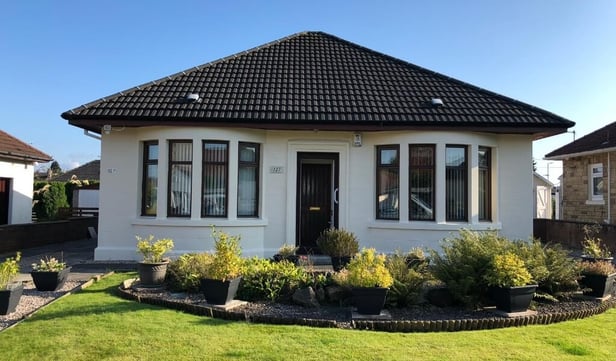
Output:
[{"xmin": 117, "ymin": 282, "xmax": 616, "ymax": 332}]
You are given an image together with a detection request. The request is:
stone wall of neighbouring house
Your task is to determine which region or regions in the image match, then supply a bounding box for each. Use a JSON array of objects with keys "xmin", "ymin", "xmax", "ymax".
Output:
[
  {"xmin": 561, "ymin": 152, "xmax": 616, "ymax": 224},
  {"xmin": 0, "ymin": 217, "xmax": 97, "ymax": 253}
]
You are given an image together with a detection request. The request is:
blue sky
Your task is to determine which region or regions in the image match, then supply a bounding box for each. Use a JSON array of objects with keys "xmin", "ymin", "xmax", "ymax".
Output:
[{"xmin": 2, "ymin": 1, "xmax": 615, "ymax": 183}]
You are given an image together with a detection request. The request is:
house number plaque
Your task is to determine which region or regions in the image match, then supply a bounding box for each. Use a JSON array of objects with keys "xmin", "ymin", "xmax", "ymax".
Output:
[{"xmin": 269, "ymin": 166, "xmax": 284, "ymax": 174}]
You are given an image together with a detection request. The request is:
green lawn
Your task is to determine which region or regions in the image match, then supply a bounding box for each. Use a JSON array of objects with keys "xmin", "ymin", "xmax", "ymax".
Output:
[{"xmin": 0, "ymin": 273, "xmax": 614, "ymax": 361}]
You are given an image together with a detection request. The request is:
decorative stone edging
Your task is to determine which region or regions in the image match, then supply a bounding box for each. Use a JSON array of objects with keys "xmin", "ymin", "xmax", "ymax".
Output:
[{"xmin": 116, "ymin": 284, "xmax": 616, "ymax": 332}]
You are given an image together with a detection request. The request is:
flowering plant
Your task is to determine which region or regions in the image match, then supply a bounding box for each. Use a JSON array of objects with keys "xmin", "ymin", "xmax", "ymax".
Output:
[
  {"xmin": 0, "ymin": 253, "xmax": 21, "ymax": 289},
  {"xmin": 136, "ymin": 235, "xmax": 174, "ymax": 263},
  {"xmin": 31, "ymin": 257, "xmax": 67, "ymax": 272}
]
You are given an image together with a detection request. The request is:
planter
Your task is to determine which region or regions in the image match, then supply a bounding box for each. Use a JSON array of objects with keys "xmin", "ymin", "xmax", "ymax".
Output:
[
  {"xmin": 580, "ymin": 272, "xmax": 616, "ymax": 298},
  {"xmin": 30, "ymin": 267, "xmax": 71, "ymax": 291},
  {"xmin": 351, "ymin": 287, "xmax": 389, "ymax": 315},
  {"xmin": 201, "ymin": 277, "xmax": 242, "ymax": 305},
  {"xmin": 138, "ymin": 261, "xmax": 169, "ymax": 287},
  {"xmin": 581, "ymin": 255, "xmax": 614, "ymax": 263},
  {"xmin": 330, "ymin": 256, "xmax": 352, "ymax": 272},
  {"xmin": 488, "ymin": 284, "xmax": 537, "ymax": 313},
  {"xmin": 273, "ymin": 254, "xmax": 299, "ymax": 265},
  {"xmin": 0, "ymin": 283, "xmax": 23, "ymax": 315}
]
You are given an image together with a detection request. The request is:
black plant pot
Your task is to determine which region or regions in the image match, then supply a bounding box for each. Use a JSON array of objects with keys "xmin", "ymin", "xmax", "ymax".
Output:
[
  {"xmin": 580, "ymin": 273, "xmax": 616, "ymax": 298},
  {"xmin": 201, "ymin": 277, "xmax": 242, "ymax": 305},
  {"xmin": 351, "ymin": 287, "xmax": 389, "ymax": 315},
  {"xmin": 330, "ymin": 256, "xmax": 352, "ymax": 271},
  {"xmin": 273, "ymin": 254, "xmax": 299, "ymax": 265},
  {"xmin": 31, "ymin": 267, "xmax": 71, "ymax": 291},
  {"xmin": 488, "ymin": 284, "xmax": 537, "ymax": 313},
  {"xmin": 138, "ymin": 261, "xmax": 169, "ymax": 287},
  {"xmin": 0, "ymin": 283, "xmax": 23, "ymax": 315}
]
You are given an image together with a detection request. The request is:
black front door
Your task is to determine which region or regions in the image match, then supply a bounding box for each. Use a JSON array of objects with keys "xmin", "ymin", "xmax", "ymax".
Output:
[
  {"xmin": 0, "ymin": 178, "xmax": 10, "ymax": 225},
  {"xmin": 296, "ymin": 153, "xmax": 339, "ymax": 254}
]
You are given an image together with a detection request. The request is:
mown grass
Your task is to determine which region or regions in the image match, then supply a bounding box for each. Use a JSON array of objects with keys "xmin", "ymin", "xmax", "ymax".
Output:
[{"xmin": 0, "ymin": 273, "xmax": 614, "ymax": 360}]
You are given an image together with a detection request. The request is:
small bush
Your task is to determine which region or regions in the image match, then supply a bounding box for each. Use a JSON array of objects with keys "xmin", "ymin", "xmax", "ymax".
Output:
[
  {"xmin": 166, "ymin": 253, "xmax": 214, "ymax": 292},
  {"xmin": 385, "ymin": 252, "xmax": 430, "ymax": 307},
  {"xmin": 484, "ymin": 252, "xmax": 532, "ymax": 288},
  {"xmin": 524, "ymin": 242, "xmax": 580, "ymax": 296},
  {"xmin": 238, "ymin": 258, "xmax": 309, "ymax": 302},
  {"xmin": 581, "ymin": 260, "xmax": 616, "ymax": 276},
  {"xmin": 430, "ymin": 229, "xmax": 510, "ymax": 308},
  {"xmin": 205, "ymin": 228, "xmax": 244, "ymax": 281},
  {"xmin": 316, "ymin": 228, "xmax": 359, "ymax": 257},
  {"xmin": 333, "ymin": 248, "xmax": 393, "ymax": 288},
  {"xmin": 32, "ymin": 182, "xmax": 70, "ymax": 221}
]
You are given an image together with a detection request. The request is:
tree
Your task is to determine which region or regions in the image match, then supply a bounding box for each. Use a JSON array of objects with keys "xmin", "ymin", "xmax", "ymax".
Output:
[{"xmin": 49, "ymin": 161, "xmax": 62, "ymax": 175}]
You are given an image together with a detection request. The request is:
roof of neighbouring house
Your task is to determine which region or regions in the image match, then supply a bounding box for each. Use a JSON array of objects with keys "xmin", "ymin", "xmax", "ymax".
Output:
[
  {"xmin": 52, "ymin": 160, "xmax": 100, "ymax": 182},
  {"xmin": 62, "ymin": 31, "xmax": 574, "ymax": 139},
  {"xmin": 545, "ymin": 121, "xmax": 616, "ymax": 159},
  {"xmin": 0, "ymin": 130, "xmax": 52, "ymax": 163}
]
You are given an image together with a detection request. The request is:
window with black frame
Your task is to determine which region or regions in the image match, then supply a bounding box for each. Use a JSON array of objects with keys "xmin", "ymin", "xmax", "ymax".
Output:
[
  {"xmin": 238, "ymin": 142, "xmax": 259, "ymax": 217},
  {"xmin": 168, "ymin": 141, "xmax": 193, "ymax": 217},
  {"xmin": 376, "ymin": 145, "xmax": 399, "ymax": 220},
  {"xmin": 409, "ymin": 144, "xmax": 435, "ymax": 221},
  {"xmin": 202, "ymin": 141, "xmax": 228, "ymax": 217},
  {"xmin": 446, "ymin": 145, "xmax": 467, "ymax": 221},
  {"xmin": 141, "ymin": 141, "xmax": 158, "ymax": 216}
]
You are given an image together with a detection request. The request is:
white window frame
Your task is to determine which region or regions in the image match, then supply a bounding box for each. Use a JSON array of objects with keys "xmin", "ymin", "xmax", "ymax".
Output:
[{"xmin": 589, "ymin": 163, "xmax": 604, "ymax": 201}]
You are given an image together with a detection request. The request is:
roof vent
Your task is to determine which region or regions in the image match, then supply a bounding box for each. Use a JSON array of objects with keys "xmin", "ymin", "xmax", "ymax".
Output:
[
  {"xmin": 431, "ymin": 98, "xmax": 444, "ymax": 107},
  {"xmin": 184, "ymin": 93, "xmax": 200, "ymax": 103}
]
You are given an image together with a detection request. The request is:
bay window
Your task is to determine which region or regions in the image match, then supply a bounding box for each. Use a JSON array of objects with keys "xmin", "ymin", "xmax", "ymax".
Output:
[
  {"xmin": 478, "ymin": 147, "xmax": 491, "ymax": 221},
  {"xmin": 202, "ymin": 141, "xmax": 229, "ymax": 217},
  {"xmin": 446, "ymin": 145, "xmax": 467, "ymax": 221},
  {"xmin": 409, "ymin": 144, "xmax": 435, "ymax": 220},
  {"xmin": 168, "ymin": 141, "xmax": 193, "ymax": 217},
  {"xmin": 238, "ymin": 142, "xmax": 260, "ymax": 217},
  {"xmin": 141, "ymin": 141, "xmax": 158, "ymax": 216},
  {"xmin": 376, "ymin": 145, "xmax": 399, "ymax": 220}
]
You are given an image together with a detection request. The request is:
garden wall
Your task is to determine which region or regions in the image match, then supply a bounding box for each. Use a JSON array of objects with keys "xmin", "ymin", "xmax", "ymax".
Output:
[
  {"xmin": 533, "ymin": 218, "xmax": 616, "ymax": 253},
  {"xmin": 0, "ymin": 217, "xmax": 97, "ymax": 253}
]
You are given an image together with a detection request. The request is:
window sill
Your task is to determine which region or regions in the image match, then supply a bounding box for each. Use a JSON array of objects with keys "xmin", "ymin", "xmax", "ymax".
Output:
[
  {"xmin": 367, "ymin": 221, "xmax": 502, "ymax": 231},
  {"xmin": 585, "ymin": 200, "xmax": 605, "ymax": 206},
  {"xmin": 132, "ymin": 217, "xmax": 269, "ymax": 227}
]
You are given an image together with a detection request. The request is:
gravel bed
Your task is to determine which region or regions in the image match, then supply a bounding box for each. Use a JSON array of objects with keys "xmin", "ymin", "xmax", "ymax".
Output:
[
  {"xmin": 124, "ymin": 286, "xmax": 615, "ymax": 330},
  {"xmin": 0, "ymin": 281, "xmax": 86, "ymax": 331}
]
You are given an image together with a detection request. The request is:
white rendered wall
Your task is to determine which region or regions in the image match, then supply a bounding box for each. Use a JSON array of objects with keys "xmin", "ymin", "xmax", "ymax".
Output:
[
  {"xmin": 0, "ymin": 160, "xmax": 34, "ymax": 224},
  {"xmin": 94, "ymin": 126, "xmax": 534, "ymax": 260}
]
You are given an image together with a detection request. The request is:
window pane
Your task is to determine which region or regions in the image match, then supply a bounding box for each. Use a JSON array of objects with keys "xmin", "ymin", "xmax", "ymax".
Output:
[
  {"xmin": 377, "ymin": 168, "xmax": 399, "ymax": 219},
  {"xmin": 410, "ymin": 145, "xmax": 434, "ymax": 221},
  {"xmin": 446, "ymin": 146, "xmax": 467, "ymax": 221},
  {"xmin": 170, "ymin": 164, "xmax": 192, "ymax": 216},
  {"xmin": 141, "ymin": 141, "xmax": 158, "ymax": 216},
  {"xmin": 380, "ymin": 149, "xmax": 398, "ymax": 165},
  {"xmin": 168, "ymin": 141, "xmax": 192, "ymax": 217},
  {"xmin": 238, "ymin": 142, "xmax": 259, "ymax": 217},
  {"xmin": 202, "ymin": 141, "xmax": 228, "ymax": 217},
  {"xmin": 478, "ymin": 147, "xmax": 491, "ymax": 221}
]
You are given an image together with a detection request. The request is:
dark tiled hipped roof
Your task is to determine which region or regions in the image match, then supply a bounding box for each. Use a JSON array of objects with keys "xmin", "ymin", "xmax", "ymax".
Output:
[
  {"xmin": 545, "ymin": 121, "xmax": 616, "ymax": 159},
  {"xmin": 0, "ymin": 130, "xmax": 52, "ymax": 163},
  {"xmin": 62, "ymin": 31, "xmax": 574, "ymax": 138},
  {"xmin": 52, "ymin": 160, "xmax": 100, "ymax": 182}
]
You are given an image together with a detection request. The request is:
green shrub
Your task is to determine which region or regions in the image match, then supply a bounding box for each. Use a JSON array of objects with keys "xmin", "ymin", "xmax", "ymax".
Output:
[
  {"xmin": 333, "ymin": 248, "xmax": 393, "ymax": 288},
  {"xmin": 136, "ymin": 235, "xmax": 174, "ymax": 263},
  {"xmin": 32, "ymin": 182, "xmax": 70, "ymax": 221},
  {"xmin": 316, "ymin": 228, "xmax": 359, "ymax": 257},
  {"xmin": 0, "ymin": 253, "xmax": 21, "ymax": 290},
  {"xmin": 484, "ymin": 252, "xmax": 533, "ymax": 288},
  {"xmin": 429, "ymin": 229, "xmax": 510, "ymax": 308},
  {"xmin": 238, "ymin": 258, "xmax": 309, "ymax": 302},
  {"xmin": 385, "ymin": 251, "xmax": 430, "ymax": 307},
  {"xmin": 205, "ymin": 228, "xmax": 244, "ymax": 281},
  {"xmin": 166, "ymin": 253, "xmax": 214, "ymax": 292}
]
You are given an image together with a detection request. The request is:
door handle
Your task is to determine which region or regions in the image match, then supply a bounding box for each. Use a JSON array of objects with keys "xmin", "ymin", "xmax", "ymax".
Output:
[{"xmin": 334, "ymin": 188, "xmax": 339, "ymax": 205}]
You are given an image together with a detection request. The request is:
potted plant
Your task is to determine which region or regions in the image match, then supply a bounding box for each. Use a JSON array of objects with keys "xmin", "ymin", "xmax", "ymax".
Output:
[
  {"xmin": 484, "ymin": 252, "xmax": 537, "ymax": 313},
  {"xmin": 579, "ymin": 260, "xmax": 616, "ymax": 298},
  {"xmin": 200, "ymin": 227, "xmax": 245, "ymax": 305},
  {"xmin": 0, "ymin": 253, "xmax": 22, "ymax": 315},
  {"xmin": 272, "ymin": 244, "xmax": 299, "ymax": 265},
  {"xmin": 316, "ymin": 228, "xmax": 359, "ymax": 271},
  {"xmin": 136, "ymin": 235, "xmax": 174, "ymax": 287},
  {"xmin": 581, "ymin": 224, "xmax": 613, "ymax": 262},
  {"xmin": 30, "ymin": 256, "xmax": 71, "ymax": 291},
  {"xmin": 333, "ymin": 248, "xmax": 394, "ymax": 315}
]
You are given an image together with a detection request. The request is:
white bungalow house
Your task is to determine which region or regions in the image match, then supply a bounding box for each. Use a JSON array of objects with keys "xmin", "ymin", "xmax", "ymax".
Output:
[
  {"xmin": 61, "ymin": 32, "xmax": 574, "ymax": 260},
  {"xmin": 0, "ymin": 130, "xmax": 52, "ymax": 225}
]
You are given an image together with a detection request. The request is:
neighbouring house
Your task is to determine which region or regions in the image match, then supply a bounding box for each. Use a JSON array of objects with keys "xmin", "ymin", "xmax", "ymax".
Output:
[
  {"xmin": 0, "ymin": 130, "xmax": 52, "ymax": 225},
  {"xmin": 52, "ymin": 160, "xmax": 101, "ymax": 209},
  {"xmin": 533, "ymin": 172, "xmax": 553, "ymax": 219},
  {"xmin": 545, "ymin": 121, "xmax": 616, "ymax": 224},
  {"xmin": 61, "ymin": 31, "xmax": 575, "ymax": 260}
]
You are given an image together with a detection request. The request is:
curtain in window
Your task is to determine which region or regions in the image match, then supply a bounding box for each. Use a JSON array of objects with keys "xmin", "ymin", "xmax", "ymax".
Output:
[
  {"xmin": 238, "ymin": 143, "xmax": 259, "ymax": 217},
  {"xmin": 202, "ymin": 142, "xmax": 228, "ymax": 217},
  {"xmin": 376, "ymin": 146, "xmax": 399, "ymax": 219},
  {"xmin": 409, "ymin": 145, "xmax": 434, "ymax": 220},
  {"xmin": 446, "ymin": 146, "xmax": 467, "ymax": 221},
  {"xmin": 169, "ymin": 142, "xmax": 192, "ymax": 217},
  {"xmin": 478, "ymin": 147, "xmax": 491, "ymax": 221}
]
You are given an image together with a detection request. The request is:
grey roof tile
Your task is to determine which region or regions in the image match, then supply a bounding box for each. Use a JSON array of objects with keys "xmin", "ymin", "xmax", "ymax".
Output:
[
  {"xmin": 545, "ymin": 121, "xmax": 616, "ymax": 158},
  {"xmin": 62, "ymin": 31, "xmax": 574, "ymax": 136}
]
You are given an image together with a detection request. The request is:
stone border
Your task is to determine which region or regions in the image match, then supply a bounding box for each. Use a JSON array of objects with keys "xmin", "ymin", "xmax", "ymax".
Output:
[{"xmin": 116, "ymin": 284, "xmax": 616, "ymax": 332}]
